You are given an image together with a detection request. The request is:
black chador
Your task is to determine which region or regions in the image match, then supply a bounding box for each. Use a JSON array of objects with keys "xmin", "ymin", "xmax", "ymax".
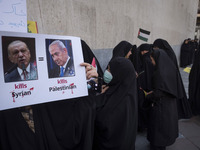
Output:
[
  {"xmin": 146, "ymin": 50, "xmax": 179, "ymax": 149},
  {"xmin": 111, "ymin": 41, "xmax": 133, "ymax": 59},
  {"xmin": 93, "ymin": 57, "xmax": 138, "ymax": 150},
  {"xmin": 153, "ymin": 39, "xmax": 192, "ymax": 119}
]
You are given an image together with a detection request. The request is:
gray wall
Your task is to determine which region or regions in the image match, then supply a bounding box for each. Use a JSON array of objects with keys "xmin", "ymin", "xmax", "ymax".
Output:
[
  {"xmin": 172, "ymin": 45, "xmax": 182, "ymax": 65},
  {"xmin": 27, "ymin": 0, "xmax": 198, "ymax": 65},
  {"xmin": 92, "ymin": 49, "xmax": 112, "ymax": 71}
]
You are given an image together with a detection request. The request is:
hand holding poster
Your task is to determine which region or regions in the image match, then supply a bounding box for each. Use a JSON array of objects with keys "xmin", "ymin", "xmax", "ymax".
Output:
[{"xmin": 0, "ymin": 31, "xmax": 88, "ymax": 111}]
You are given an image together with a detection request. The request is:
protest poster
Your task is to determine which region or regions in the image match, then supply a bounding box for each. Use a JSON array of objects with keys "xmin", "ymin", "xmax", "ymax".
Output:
[{"xmin": 0, "ymin": 31, "xmax": 88, "ymax": 111}]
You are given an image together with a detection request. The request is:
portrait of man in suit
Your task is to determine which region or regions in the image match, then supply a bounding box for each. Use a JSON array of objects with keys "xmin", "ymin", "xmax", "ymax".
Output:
[
  {"xmin": 47, "ymin": 40, "xmax": 75, "ymax": 78},
  {"xmin": 4, "ymin": 39, "xmax": 38, "ymax": 83}
]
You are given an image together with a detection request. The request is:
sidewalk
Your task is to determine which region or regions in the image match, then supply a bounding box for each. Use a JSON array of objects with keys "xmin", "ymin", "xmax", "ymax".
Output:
[
  {"xmin": 135, "ymin": 116, "xmax": 200, "ymax": 150},
  {"xmin": 135, "ymin": 66, "xmax": 200, "ymax": 150}
]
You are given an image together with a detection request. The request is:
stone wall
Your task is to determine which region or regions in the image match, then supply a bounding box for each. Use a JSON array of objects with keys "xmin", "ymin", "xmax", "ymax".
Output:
[{"xmin": 27, "ymin": 0, "xmax": 198, "ymax": 64}]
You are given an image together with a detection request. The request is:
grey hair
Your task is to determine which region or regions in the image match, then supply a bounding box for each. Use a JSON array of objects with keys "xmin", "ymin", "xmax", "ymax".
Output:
[{"xmin": 49, "ymin": 40, "xmax": 66, "ymax": 52}]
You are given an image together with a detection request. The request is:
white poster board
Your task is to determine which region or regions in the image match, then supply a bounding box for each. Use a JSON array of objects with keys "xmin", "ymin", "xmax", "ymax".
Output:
[
  {"xmin": 0, "ymin": 0, "xmax": 27, "ymax": 32},
  {"xmin": 0, "ymin": 31, "xmax": 88, "ymax": 111}
]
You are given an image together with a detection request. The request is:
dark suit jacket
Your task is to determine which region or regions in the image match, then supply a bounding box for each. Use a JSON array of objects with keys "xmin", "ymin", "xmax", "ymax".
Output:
[
  {"xmin": 49, "ymin": 58, "xmax": 75, "ymax": 78},
  {"xmin": 5, "ymin": 63, "xmax": 38, "ymax": 83}
]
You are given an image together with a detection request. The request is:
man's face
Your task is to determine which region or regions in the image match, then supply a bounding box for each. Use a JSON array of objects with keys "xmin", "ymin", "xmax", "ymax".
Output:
[
  {"xmin": 8, "ymin": 41, "xmax": 31, "ymax": 69},
  {"xmin": 49, "ymin": 44, "xmax": 68, "ymax": 66}
]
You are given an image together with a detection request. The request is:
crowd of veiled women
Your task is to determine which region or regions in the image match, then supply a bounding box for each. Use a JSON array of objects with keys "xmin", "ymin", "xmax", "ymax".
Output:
[
  {"xmin": 112, "ymin": 38, "xmax": 200, "ymax": 150},
  {"xmin": 0, "ymin": 38, "xmax": 199, "ymax": 150},
  {"xmin": 110, "ymin": 39, "xmax": 194, "ymax": 150},
  {"xmin": 180, "ymin": 38, "xmax": 200, "ymax": 116}
]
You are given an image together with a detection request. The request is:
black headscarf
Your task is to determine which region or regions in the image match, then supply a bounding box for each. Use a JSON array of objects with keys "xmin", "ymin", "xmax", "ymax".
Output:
[
  {"xmin": 0, "ymin": 40, "xmax": 103, "ymax": 150},
  {"xmin": 81, "ymin": 40, "xmax": 103, "ymax": 78},
  {"xmin": 129, "ymin": 45, "xmax": 140, "ymax": 72},
  {"xmin": 112, "ymin": 41, "xmax": 132, "ymax": 58},
  {"xmin": 153, "ymin": 39, "xmax": 177, "ymax": 66},
  {"xmin": 94, "ymin": 57, "xmax": 138, "ymax": 150},
  {"xmin": 139, "ymin": 43, "xmax": 152, "ymax": 52},
  {"xmin": 131, "ymin": 45, "xmax": 137, "ymax": 53}
]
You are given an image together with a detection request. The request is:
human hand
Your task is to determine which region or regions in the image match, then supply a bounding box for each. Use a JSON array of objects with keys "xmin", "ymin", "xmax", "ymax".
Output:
[
  {"xmin": 135, "ymin": 71, "xmax": 138, "ymax": 78},
  {"xmin": 146, "ymin": 91, "xmax": 153, "ymax": 96},
  {"xmin": 80, "ymin": 62, "xmax": 98, "ymax": 80},
  {"xmin": 140, "ymin": 87, "xmax": 153, "ymax": 97},
  {"xmin": 101, "ymin": 85, "xmax": 109, "ymax": 94}
]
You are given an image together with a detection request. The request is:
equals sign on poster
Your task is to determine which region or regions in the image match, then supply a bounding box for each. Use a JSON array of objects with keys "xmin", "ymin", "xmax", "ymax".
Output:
[{"xmin": 38, "ymin": 57, "xmax": 44, "ymax": 61}]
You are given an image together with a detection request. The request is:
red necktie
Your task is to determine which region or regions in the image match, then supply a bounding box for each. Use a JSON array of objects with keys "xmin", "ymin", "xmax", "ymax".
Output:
[{"xmin": 23, "ymin": 70, "xmax": 27, "ymax": 80}]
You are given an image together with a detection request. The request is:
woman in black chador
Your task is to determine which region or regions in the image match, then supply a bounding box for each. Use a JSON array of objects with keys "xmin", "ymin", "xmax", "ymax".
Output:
[
  {"xmin": 189, "ymin": 48, "xmax": 200, "ymax": 115},
  {"xmin": 180, "ymin": 38, "xmax": 193, "ymax": 67},
  {"xmin": 134, "ymin": 44, "xmax": 154, "ymax": 132},
  {"xmin": 146, "ymin": 49, "xmax": 179, "ymax": 150},
  {"xmin": 93, "ymin": 57, "xmax": 138, "ymax": 150},
  {"xmin": 153, "ymin": 38, "xmax": 192, "ymax": 119}
]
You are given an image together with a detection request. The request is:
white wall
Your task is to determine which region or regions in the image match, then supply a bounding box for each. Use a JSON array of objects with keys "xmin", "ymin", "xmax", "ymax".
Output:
[{"xmin": 27, "ymin": 0, "xmax": 198, "ymax": 50}]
